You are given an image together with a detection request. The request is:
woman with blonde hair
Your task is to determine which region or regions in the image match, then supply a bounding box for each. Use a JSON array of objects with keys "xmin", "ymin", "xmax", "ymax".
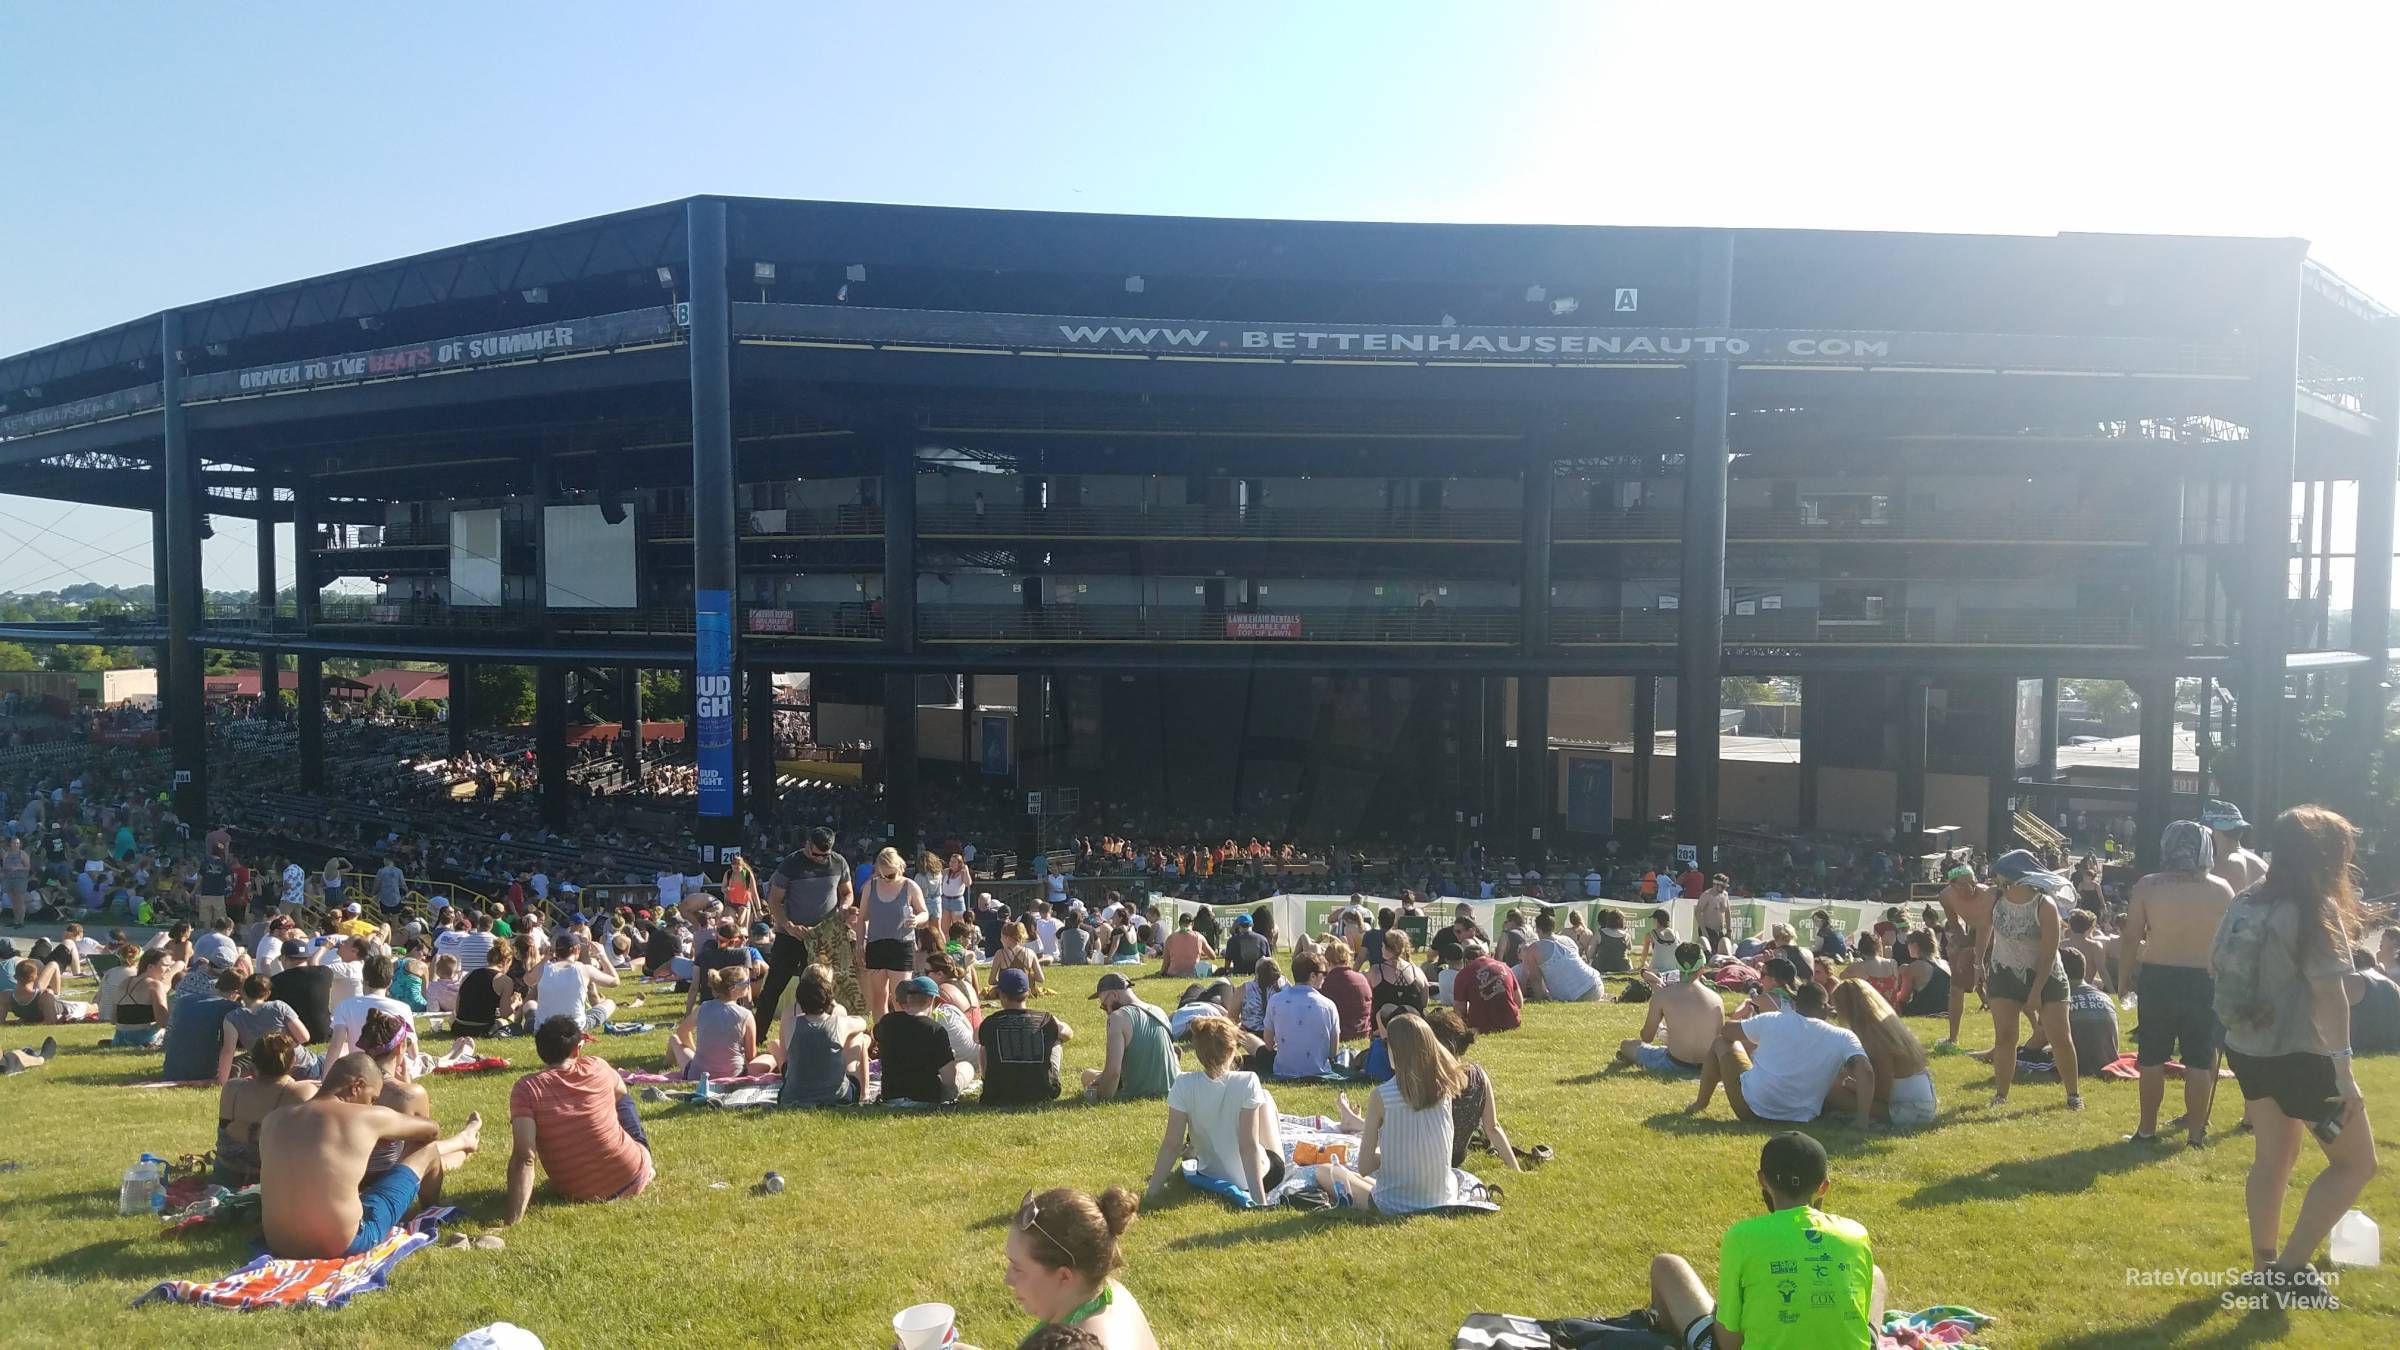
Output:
[
  {"xmin": 857, "ymin": 845, "xmax": 929, "ymax": 1023},
  {"xmin": 1368, "ymin": 927, "xmax": 1430, "ymax": 1016},
  {"xmin": 1311, "ymin": 1011, "xmax": 1466, "ymax": 1214},
  {"xmin": 1142, "ymin": 1016, "xmax": 1285, "ymax": 1204},
  {"xmin": 1830, "ymin": 977, "xmax": 1937, "ymax": 1125},
  {"xmin": 937, "ymin": 851, "xmax": 973, "ymax": 935},
  {"xmin": 2216, "ymin": 805, "xmax": 2377, "ymax": 1280},
  {"xmin": 1001, "ymin": 1186, "xmax": 1160, "ymax": 1348},
  {"xmin": 992, "ymin": 920, "xmax": 1047, "ymax": 998},
  {"xmin": 669, "ymin": 964, "xmax": 762, "ymax": 1080}
]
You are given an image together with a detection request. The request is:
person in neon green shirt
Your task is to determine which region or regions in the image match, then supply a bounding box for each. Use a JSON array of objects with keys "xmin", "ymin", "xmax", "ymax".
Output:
[{"xmin": 1650, "ymin": 1132, "xmax": 1884, "ymax": 1349}]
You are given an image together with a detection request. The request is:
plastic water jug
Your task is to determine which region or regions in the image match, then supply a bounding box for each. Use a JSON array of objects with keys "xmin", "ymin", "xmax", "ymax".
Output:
[
  {"xmin": 117, "ymin": 1154, "xmax": 167, "ymax": 1216},
  {"xmin": 2330, "ymin": 1209, "xmax": 2380, "ymax": 1268},
  {"xmin": 694, "ymin": 1072, "xmax": 713, "ymax": 1101}
]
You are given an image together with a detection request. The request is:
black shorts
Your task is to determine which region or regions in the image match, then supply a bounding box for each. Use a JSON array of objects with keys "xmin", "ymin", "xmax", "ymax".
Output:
[
  {"xmin": 2134, "ymin": 965, "xmax": 2220, "ymax": 1069},
  {"xmin": 450, "ymin": 1019, "xmax": 496, "ymax": 1038},
  {"xmin": 2225, "ymin": 1048, "xmax": 2341, "ymax": 1126},
  {"xmin": 1987, "ymin": 964, "xmax": 2067, "ymax": 1006},
  {"xmin": 865, "ymin": 938, "xmax": 913, "ymax": 972}
]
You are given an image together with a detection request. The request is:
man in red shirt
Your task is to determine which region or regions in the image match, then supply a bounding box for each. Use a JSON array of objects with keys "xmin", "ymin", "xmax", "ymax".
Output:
[
  {"xmin": 1453, "ymin": 939, "xmax": 1524, "ymax": 1034},
  {"xmin": 503, "ymin": 1016, "xmax": 653, "ymax": 1224}
]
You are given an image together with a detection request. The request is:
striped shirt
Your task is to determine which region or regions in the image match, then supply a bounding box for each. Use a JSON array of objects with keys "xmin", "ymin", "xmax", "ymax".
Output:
[
  {"xmin": 508, "ymin": 1055, "xmax": 648, "ymax": 1200},
  {"xmin": 436, "ymin": 929, "xmax": 494, "ymax": 972},
  {"xmin": 1369, "ymin": 1078, "xmax": 1458, "ymax": 1214}
]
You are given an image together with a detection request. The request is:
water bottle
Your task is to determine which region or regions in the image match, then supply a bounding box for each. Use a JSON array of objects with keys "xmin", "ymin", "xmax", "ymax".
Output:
[
  {"xmin": 695, "ymin": 1072, "xmax": 712, "ymax": 1101},
  {"xmin": 2331, "ymin": 1209, "xmax": 2380, "ymax": 1268},
  {"xmin": 118, "ymin": 1153, "xmax": 166, "ymax": 1216}
]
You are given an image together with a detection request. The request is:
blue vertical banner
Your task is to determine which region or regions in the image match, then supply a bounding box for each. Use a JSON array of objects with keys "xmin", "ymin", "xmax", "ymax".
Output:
[
  {"xmin": 1565, "ymin": 754, "xmax": 1614, "ymax": 834},
  {"xmin": 695, "ymin": 588, "xmax": 735, "ymax": 817}
]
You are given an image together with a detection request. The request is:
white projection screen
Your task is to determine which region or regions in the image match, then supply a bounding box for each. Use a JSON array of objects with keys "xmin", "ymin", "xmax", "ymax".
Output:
[
  {"xmin": 543, "ymin": 504, "xmax": 636, "ymax": 608},
  {"xmin": 448, "ymin": 508, "xmax": 504, "ymax": 607}
]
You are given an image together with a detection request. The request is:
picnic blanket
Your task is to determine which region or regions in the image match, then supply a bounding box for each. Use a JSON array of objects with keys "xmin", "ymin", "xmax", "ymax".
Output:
[
  {"xmin": 1453, "ymin": 1305, "xmax": 1991, "ymax": 1349},
  {"xmin": 2095, "ymin": 1053, "xmax": 2234, "ymax": 1081},
  {"xmin": 622, "ymin": 1070, "xmax": 781, "ymax": 1087},
  {"xmin": 428, "ymin": 1055, "xmax": 511, "ymax": 1075},
  {"xmin": 1180, "ymin": 1114, "xmax": 1495, "ymax": 1212},
  {"xmin": 602, "ymin": 1022, "xmax": 658, "ymax": 1035},
  {"xmin": 133, "ymin": 1206, "xmax": 457, "ymax": 1310},
  {"xmin": 120, "ymin": 1079, "xmax": 215, "ymax": 1090}
]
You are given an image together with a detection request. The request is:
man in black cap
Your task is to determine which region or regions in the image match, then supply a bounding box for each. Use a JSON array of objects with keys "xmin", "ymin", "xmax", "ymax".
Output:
[{"xmin": 1650, "ymin": 1131, "xmax": 1884, "ymax": 1349}]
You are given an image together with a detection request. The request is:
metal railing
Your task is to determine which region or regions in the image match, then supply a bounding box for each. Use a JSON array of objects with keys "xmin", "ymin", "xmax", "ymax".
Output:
[
  {"xmin": 315, "ymin": 522, "xmax": 450, "ymax": 549},
  {"xmin": 1553, "ymin": 509, "xmax": 2146, "ymax": 544},
  {"xmin": 1555, "ymin": 606, "xmax": 2143, "ymax": 647},
  {"xmin": 919, "ymin": 504, "xmax": 1522, "ymax": 542},
  {"xmin": 918, "ymin": 604, "xmax": 1521, "ymax": 644},
  {"xmin": 643, "ymin": 505, "xmax": 886, "ymax": 540}
]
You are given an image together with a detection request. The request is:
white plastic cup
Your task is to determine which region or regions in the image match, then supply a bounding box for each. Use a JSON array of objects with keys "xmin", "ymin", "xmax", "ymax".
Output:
[{"xmin": 893, "ymin": 1302, "xmax": 956, "ymax": 1350}]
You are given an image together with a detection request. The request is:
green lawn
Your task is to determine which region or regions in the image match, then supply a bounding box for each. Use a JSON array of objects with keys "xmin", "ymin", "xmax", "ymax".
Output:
[{"xmin": 2, "ymin": 963, "xmax": 2395, "ymax": 1348}]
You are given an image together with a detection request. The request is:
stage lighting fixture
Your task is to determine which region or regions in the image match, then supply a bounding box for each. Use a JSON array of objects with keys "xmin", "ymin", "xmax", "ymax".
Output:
[
  {"xmin": 1550, "ymin": 297, "xmax": 1580, "ymax": 316},
  {"xmin": 845, "ymin": 264, "xmax": 867, "ymax": 282},
  {"xmin": 752, "ymin": 262, "xmax": 778, "ymax": 283},
  {"xmin": 521, "ymin": 287, "xmax": 548, "ymax": 304},
  {"xmin": 1524, "ymin": 285, "xmax": 1546, "ymax": 302},
  {"xmin": 656, "ymin": 267, "xmax": 676, "ymax": 288},
  {"xmin": 1124, "ymin": 275, "xmax": 1145, "ymax": 293},
  {"xmin": 358, "ymin": 316, "xmax": 383, "ymax": 331}
]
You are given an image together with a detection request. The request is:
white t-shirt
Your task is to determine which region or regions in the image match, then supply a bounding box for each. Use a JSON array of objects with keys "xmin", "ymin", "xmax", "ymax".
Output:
[
  {"xmin": 1738, "ymin": 1012, "xmax": 1866, "ymax": 1124},
  {"xmin": 1167, "ymin": 1069, "xmax": 1269, "ymax": 1187},
  {"xmin": 1530, "ymin": 936, "xmax": 1601, "ymax": 1001},
  {"xmin": 535, "ymin": 962, "xmax": 591, "ymax": 1022},
  {"xmin": 655, "ymin": 871, "xmax": 685, "ymax": 905},
  {"xmin": 331, "ymin": 992, "xmax": 413, "ymax": 1050},
  {"xmin": 319, "ymin": 957, "xmax": 365, "ymax": 1008},
  {"xmin": 1034, "ymin": 915, "xmax": 1062, "ymax": 959}
]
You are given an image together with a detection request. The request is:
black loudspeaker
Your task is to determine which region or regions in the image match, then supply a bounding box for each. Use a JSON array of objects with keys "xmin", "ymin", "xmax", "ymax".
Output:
[{"xmin": 596, "ymin": 455, "xmax": 627, "ymax": 525}]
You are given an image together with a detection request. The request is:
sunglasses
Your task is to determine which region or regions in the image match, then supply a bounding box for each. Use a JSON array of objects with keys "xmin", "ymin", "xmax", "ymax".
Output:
[{"xmin": 1016, "ymin": 1191, "xmax": 1069, "ymax": 1253}]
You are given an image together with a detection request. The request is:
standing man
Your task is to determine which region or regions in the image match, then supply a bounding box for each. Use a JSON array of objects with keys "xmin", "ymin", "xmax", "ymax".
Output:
[
  {"xmin": 1694, "ymin": 875, "xmax": 1733, "ymax": 958},
  {"xmin": 2119, "ymin": 820, "xmax": 2237, "ymax": 1146},
  {"xmin": 2200, "ymin": 800, "xmax": 2268, "ymax": 895},
  {"xmin": 375, "ymin": 855, "xmax": 408, "ymax": 924},
  {"xmin": 1934, "ymin": 864, "xmax": 1994, "ymax": 1050},
  {"xmin": 1, "ymin": 832, "xmax": 29, "ymax": 927},
  {"xmin": 280, "ymin": 856, "xmax": 308, "ymax": 916},
  {"xmin": 192, "ymin": 844, "xmax": 231, "ymax": 931},
  {"xmin": 759, "ymin": 827, "xmax": 855, "ymax": 1024}
]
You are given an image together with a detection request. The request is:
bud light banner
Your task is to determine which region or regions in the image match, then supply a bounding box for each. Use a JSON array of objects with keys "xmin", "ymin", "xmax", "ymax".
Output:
[{"xmin": 695, "ymin": 589, "xmax": 735, "ymax": 818}]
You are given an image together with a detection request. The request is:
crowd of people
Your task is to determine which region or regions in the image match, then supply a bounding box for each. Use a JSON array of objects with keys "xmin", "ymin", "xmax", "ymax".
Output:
[{"xmin": 5, "ymin": 718, "xmax": 2396, "ymax": 1345}]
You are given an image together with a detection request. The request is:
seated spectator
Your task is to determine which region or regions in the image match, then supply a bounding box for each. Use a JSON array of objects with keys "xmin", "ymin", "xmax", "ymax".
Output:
[
  {"xmin": 503, "ymin": 1016, "xmax": 651, "ymax": 1223},
  {"xmin": 1159, "ymin": 913, "xmax": 1215, "ymax": 980},
  {"xmin": 1144, "ymin": 1017, "xmax": 1285, "ymax": 1204},
  {"xmin": 992, "ymin": 922, "xmax": 1047, "ymax": 998},
  {"xmin": 1235, "ymin": 957, "xmax": 1281, "ymax": 1037},
  {"xmin": 426, "ymin": 952, "xmax": 463, "ymax": 1014},
  {"xmin": 1311, "ymin": 1012, "xmax": 1464, "ymax": 1214},
  {"xmin": 448, "ymin": 938, "xmax": 518, "ymax": 1039},
  {"xmin": 776, "ymin": 966, "xmax": 872, "ymax": 1106},
  {"xmin": 1452, "ymin": 939, "xmax": 1523, "ymax": 1035},
  {"xmin": 2059, "ymin": 947, "xmax": 2121, "ymax": 1073},
  {"xmin": 216, "ymin": 973, "xmax": 316, "ymax": 1083},
  {"xmin": 6, "ymin": 956, "xmax": 70, "ymax": 1024},
  {"xmin": 1895, "ymin": 930, "xmax": 1951, "ymax": 1018},
  {"xmin": 1640, "ymin": 909, "xmax": 1682, "ymax": 974},
  {"xmin": 979, "ymin": 967, "xmax": 1075, "ymax": 1106},
  {"xmin": 1688, "ymin": 982, "xmax": 1873, "ymax": 1128},
  {"xmin": 389, "ymin": 946, "xmax": 429, "ymax": 1013},
  {"xmin": 880, "ymin": 975, "xmax": 977, "ymax": 1103},
  {"xmin": 1056, "ymin": 913, "xmax": 1092, "ymax": 966},
  {"xmin": 259, "ymin": 1052, "xmax": 482, "ymax": 1258},
  {"xmin": 1000, "ymin": 1187, "xmax": 1160, "ymax": 1348},
  {"xmin": 1167, "ymin": 980, "xmax": 1245, "ymax": 1041},
  {"xmin": 527, "ymin": 937, "xmax": 619, "ymax": 1031},
  {"xmin": 326, "ymin": 951, "xmax": 415, "ymax": 1064},
  {"xmin": 2352, "ymin": 947, "xmax": 2400, "ymax": 1054},
  {"xmin": 1429, "ymin": 903, "xmax": 1486, "ymax": 969},
  {"xmin": 1845, "ymin": 932, "xmax": 1901, "ymax": 1004},
  {"xmin": 669, "ymin": 966, "xmax": 764, "ymax": 1081},
  {"xmin": 1263, "ymin": 952, "xmax": 1341, "ymax": 1078},
  {"xmin": 1811, "ymin": 908, "xmax": 1851, "ymax": 962},
  {"xmin": 1591, "ymin": 909, "xmax": 1632, "ymax": 974},
  {"xmin": 687, "ymin": 921, "xmax": 765, "ymax": 1013},
  {"xmin": 1079, "ymin": 972, "xmax": 1176, "ymax": 1101},
  {"xmin": 1516, "ymin": 910, "xmax": 1603, "ymax": 1003},
  {"xmin": 268, "ymin": 939, "xmax": 335, "ymax": 1043},
  {"xmin": 1649, "ymin": 1133, "xmax": 1886, "ymax": 1350},
  {"xmin": 162, "ymin": 967, "xmax": 243, "ymax": 1081},
  {"xmin": 1829, "ymin": 978, "xmax": 1937, "ymax": 1127},
  {"xmin": 1433, "ymin": 944, "xmax": 1464, "ymax": 1007},
  {"xmin": 1218, "ymin": 913, "xmax": 1269, "ymax": 975},
  {"xmin": 1319, "ymin": 940, "xmax": 1374, "ymax": 1042},
  {"xmin": 1616, "ymin": 942, "xmax": 1725, "ymax": 1077},
  {"xmin": 2063, "ymin": 908, "xmax": 2112, "ymax": 993},
  {"xmin": 214, "ymin": 1031, "xmax": 314, "ymax": 1190},
  {"xmin": 1368, "ymin": 929, "xmax": 1430, "ymax": 1016}
]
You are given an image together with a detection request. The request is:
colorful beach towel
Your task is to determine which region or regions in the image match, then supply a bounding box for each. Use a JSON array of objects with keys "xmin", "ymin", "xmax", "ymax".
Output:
[
  {"xmin": 1881, "ymin": 1305, "xmax": 1993, "ymax": 1348},
  {"xmin": 429, "ymin": 1055, "xmax": 511, "ymax": 1075},
  {"xmin": 622, "ymin": 1070, "xmax": 781, "ymax": 1087},
  {"xmin": 2095, "ymin": 1053, "xmax": 2233, "ymax": 1081},
  {"xmin": 133, "ymin": 1207, "xmax": 457, "ymax": 1310}
]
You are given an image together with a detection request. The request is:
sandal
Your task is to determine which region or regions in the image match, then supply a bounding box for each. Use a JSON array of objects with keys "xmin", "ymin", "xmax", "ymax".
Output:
[{"xmin": 1525, "ymin": 1144, "xmax": 1555, "ymax": 1166}]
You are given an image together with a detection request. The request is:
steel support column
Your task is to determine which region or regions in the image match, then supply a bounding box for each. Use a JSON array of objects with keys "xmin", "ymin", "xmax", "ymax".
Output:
[
  {"xmin": 1675, "ymin": 231, "xmax": 1735, "ymax": 867},
  {"xmin": 448, "ymin": 661, "xmax": 472, "ymax": 757},
  {"xmin": 1987, "ymin": 677, "xmax": 2018, "ymax": 854},
  {"xmin": 747, "ymin": 668, "xmax": 778, "ymax": 825},
  {"xmin": 1633, "ymin": 676, "xmax": 1658, "ymax": 830},
  {"xmin": 1895, "ymin": 677, "xmax": 1929, "ymax": 858},
  {"xmin": 2343, "ymin": 336, "xmax": 2399, "ymax": 819},
  {"xmin": 2037, "ymin": 679, "xmax": 2061, "ymax": 780},
  {"xmin": 1481, "ymin": 677, "xmax": 1507, "ymax": 844},
  {"xmin": 1794, "ymin": 676, "xmax": 1819, "ymax": 830},
  {"xmin": 1517, "ymin": 441, "xmax": 1554, "ymax": 861},
  {"xmin": 535, "ymin": 665, "xmax": 569, "ymax": 829},
  {"xmin": 688, "ymin": 197, "xmax": 741, "ymax": 855},
  {"xmin": 161, "ymin": 310, "xmax": 207, "ymax": 828},
  {"xmin": 883, "ymin": 425, "xmax": 919, "ymax": 855},
  {"xmin": 2238, "ymin": 254, "xmax": 2305, "ymax": 822},
  {"xmin": 150, "ymin": 503, "xmax": 173, "ymax": 724},
  {"xmin": 618, "ymin": 666, "xmax": 643, "ymax": 788},
  {"xmin": 255, "ymin": 507, "xmax": 279, "ymax": 720},
  {"xmin": 2135, "ymin": 676, "xmax": 2176, "ymax": 873},
  {"xmin": 293, "ymin": 476, "xmax": 324, "ymax": 791},
  {"xmin": 1019, "ymin": 671, "xmax": 1048, "ymax": 866},
  {"xmin": 962, "ymin": 674, "xmax": 978, "ymax": 765}
]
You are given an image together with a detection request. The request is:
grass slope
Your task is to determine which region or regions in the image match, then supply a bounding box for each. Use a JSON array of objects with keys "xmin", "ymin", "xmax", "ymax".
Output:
[{"xmin": 1, "ymin": 963, "xmax": 2395, "ymax": 1348}]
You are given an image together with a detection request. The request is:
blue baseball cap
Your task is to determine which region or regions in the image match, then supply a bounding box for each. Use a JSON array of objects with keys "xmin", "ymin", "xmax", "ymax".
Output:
[{"xmin": 995, "ymin": 967, "xmax": 1031, "ymax": 996}]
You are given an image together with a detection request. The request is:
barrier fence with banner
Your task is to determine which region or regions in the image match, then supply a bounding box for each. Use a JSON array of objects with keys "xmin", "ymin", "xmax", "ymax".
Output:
[{"xmin": 1134, "ymin": 893, "xmax": 1906, "ymax": 951}]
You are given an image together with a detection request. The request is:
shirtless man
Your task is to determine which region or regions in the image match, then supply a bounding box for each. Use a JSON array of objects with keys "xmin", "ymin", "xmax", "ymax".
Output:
[
  {"xmin": 1935, "ymin": 864, "xmax": 1995, "ymax": 1048},
  {"xmin": 1692, "ymin": 878, "xmax": 1732, "ymax": 958},
  {"xmin": 2120, "ymin": 820, "xmax": 2237, "ymax": 1145},
  {"xmin": 2200, "ymin": 800, "xmax": 2268, "ymax": 896},
  {"xmin": 258, "ymin": 1053, "xmax": 481, "ymax": 1258},
  {"xmin": 1616, "ymin": 942, "xmax": 1726, "ymax": 1078}
]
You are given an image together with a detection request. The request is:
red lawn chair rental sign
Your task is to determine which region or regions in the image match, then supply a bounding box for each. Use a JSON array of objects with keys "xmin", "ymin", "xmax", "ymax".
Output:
[{"xmin": 1225, "ymin": 613, "xmax": 1303, "ymax": 638}]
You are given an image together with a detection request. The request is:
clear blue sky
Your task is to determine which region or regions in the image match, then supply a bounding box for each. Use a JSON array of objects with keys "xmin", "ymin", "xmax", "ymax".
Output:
[{"xmin": 1, "ymin": 2, "xmax": 2392, "ymax": 591}]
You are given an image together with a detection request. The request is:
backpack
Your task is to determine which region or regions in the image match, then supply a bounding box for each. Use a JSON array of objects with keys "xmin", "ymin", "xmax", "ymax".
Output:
[{"xmin": 2210, "ymin": 888, "xmax": 2281, "ymax": 1034}]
